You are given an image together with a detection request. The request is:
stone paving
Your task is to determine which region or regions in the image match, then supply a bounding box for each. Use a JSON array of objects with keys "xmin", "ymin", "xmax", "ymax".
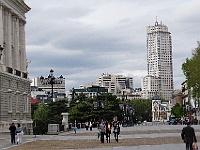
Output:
[{"xmin": 0, "ymin": 124, "xmax": 200, "ymax": 150}]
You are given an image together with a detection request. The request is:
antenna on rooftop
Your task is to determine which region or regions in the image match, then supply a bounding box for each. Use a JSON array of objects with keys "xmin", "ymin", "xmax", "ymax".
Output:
[{"xmin": 155, "ymin": 16, "xmax": 158, "ymax": 26}]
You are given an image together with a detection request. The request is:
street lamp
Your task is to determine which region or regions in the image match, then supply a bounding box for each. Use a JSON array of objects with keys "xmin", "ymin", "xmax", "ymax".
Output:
[
  {"xmin": 93, "ymin": 92, "xmax": 104, "ymax": 123},
  {"xmin": 40, "ymin": 69, "xmax": 63, "ymax": 134},
  {"xmin": 123, "ymin": 99, "xmax": 134, "ymax": 127},
  {"xmin": 76, "ymin": 99, "xmax": 79, "ymax": 124}
]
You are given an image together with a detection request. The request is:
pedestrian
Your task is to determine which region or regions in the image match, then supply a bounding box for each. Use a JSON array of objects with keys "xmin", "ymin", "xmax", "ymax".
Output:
[
  {"xmin": 113, "ymin": 121, "xmax": 120, "ymax": 142},
  {"xmin": 16, "ymin": 123, "xmax": 23, "ymax": 144},
  {"xmin": 89, "ymin": 120, "xmax": 93, "ymax": 131},
  {"xmin": 74, "ymin": 126, "xmax": 77, "ymax": 134},
  {"xmin": 99, "ymin": 120, "xmax": 105, "ymax": 143},
  {"xmin": 9, "ymin": 123, "xmax": 16, "ymax": 144},
  {"xmin": 73, "ymin": 119, "xmax": 77, "ymax": 134},
  {"xmin": 85, "ymin": 121, "xmax": 89, "ymax": 130},
  {"xmin": 181, "ymin": 121, "xmax": 197, "ymax": 150},
  {"xmin": 105, "ymin": 121, "xmax": 111, "ymax": 143}
]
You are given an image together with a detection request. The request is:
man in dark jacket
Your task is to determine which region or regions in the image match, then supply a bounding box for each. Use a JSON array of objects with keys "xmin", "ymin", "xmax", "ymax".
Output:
[
  {"xmin": 181, "ymin": 121, "xmax": 197, "ymax": 150},
  {"xmin": 9, "ymin": 123, "xmax": 16, "ymax": 144}
]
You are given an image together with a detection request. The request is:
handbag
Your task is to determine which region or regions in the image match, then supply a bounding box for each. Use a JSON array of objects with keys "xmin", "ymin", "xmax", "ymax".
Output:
[{"xmin": 193, "ymin": 143, "xmax": 198, "ymax": 150}]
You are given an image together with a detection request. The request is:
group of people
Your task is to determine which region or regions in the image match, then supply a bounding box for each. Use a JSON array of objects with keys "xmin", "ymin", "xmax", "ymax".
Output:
[
  {"xmin": 8, "ymin": 120, "xmax": 198, "ymax": 149},
  {"xmin": 9, "ymin": 123, "xmax": 23, "ymax": 144},
  {"xmin": 85, "ymin": 120, "xmax": 94, "ymax": 131},
  {"xmin": 99, "ymin": 120, "xmax": 120, "ymax": 143}
]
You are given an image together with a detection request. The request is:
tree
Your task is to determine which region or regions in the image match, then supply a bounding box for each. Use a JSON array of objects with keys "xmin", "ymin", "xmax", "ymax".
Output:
[
  {"xmin": 171, "ymin": 103, "xmax": 184, "ymax": 118},
  {"xmin": 33, "ymin": 102, "xmax": 49, "ymax": 134},
  {"xmin": 68, "ymin": 93, "xmax": 121, "ymax": 124},
  {"xmin": 131, "ymin": 99, "xmax": 152, "ymax": 122},
  {"xmin": 31, "ymin": 103, "xmax": 39, "ymax": 118},
  {"xmin": 182, "ymin": 41, "xmax": 200, "ymax": 98},
  {"xmin": 48, "ymin": 99, "xmax": 69, "ymax": 125}
]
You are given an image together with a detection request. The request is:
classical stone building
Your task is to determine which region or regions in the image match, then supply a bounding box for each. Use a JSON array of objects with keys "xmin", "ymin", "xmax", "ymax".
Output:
[{"xmin": 0, "ymin": 0, "xmax": 32, "ymax": 132}]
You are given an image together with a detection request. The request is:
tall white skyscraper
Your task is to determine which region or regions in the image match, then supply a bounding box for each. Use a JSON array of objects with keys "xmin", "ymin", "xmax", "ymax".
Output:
[{"xmin": 142, "ymin": 20, "xmax": 174, "ymax": 101}]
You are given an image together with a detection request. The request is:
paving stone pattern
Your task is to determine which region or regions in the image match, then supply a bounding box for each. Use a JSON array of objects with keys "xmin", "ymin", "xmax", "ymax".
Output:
[{"xmin": 1, "ymin": 125, "xmax": 200, "ymax": 150}]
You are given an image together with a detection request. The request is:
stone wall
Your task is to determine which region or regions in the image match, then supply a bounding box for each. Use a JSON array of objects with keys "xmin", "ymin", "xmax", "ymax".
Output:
[{"xmin": 0, "ymin": 72, "xmax": 32, "ymax": 133}]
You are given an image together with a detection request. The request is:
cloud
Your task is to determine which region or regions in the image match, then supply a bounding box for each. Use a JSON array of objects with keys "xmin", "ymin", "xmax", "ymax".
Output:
[{"xmin": 25, "ymin": 0, "xmax": 200, "ymax": 91}]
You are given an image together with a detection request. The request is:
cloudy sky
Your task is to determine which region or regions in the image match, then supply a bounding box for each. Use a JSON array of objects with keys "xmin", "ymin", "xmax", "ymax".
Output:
[{"xmin": 24, "ymin": 0, "xmax": 200, "ymax": 92}]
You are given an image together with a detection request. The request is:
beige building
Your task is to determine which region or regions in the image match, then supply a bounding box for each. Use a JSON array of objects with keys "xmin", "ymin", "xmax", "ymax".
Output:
[
  {"xmin": 0, "ymin": 0, "xmax": 32, "ymax": 133},
  {"xmin": 141, "ymin": 75, "xmax": 161, "ymax": 99},
  {"xmin": 96, "ymin": 73, "xmax": 133, "ymax": 95}
]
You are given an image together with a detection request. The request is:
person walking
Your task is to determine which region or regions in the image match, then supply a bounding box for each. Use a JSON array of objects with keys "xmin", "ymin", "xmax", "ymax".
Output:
[
  {"xmin": 85, "ymin": 121, "xmax": 89, "ymax": 130},
  {"xmin": 99, "ymin": 120, "xmax": 105, "ymax": 143},
  {"xmin": 74, "ymin": 120, "xmax": 77, "ymax": 134},
  {"xmin": 74, "ymin": 125, "xmax": 77, "ymax": 134},
  {"xmin": 113, "ymin": 121, "xmax": 120, "ymax": 142},
  {"xmin": 105, "ymin": 121, "xmax": 111, "ymax": 143},
  {"xmin": 9, "ymin": 123, "xmax": 16, "ymax": 144},
  {"xmin": 16, "ymin": 123, "xmax": 23, "ymax": 144},
  {"xmin": 181, "ymin": 121, "xmax": 197, "ymax": 150},
  {"xmin": 89, "ymin": 120, "xmax": 93, "ymax": 131}
]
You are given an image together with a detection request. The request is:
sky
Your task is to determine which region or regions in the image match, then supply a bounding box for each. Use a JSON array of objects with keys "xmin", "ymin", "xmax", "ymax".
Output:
[{"xmin": 24, "ymin": 0, "xmax": 200, "ymax": 92}]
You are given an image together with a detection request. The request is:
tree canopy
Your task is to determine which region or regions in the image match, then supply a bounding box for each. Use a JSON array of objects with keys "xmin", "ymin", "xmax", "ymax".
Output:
[
  {"xmin": 68, "ymin": 93, "xmax": 121, "ymax": 123},
  {"xmin": 130, "ymin": 99, "xmax": 152, "ymax": 122},
  {"xmin": 182, "ymin": 41, "xmax": 200, "ymax": 98},
  {"xmin": 171, "ymin": 103, "xmax": 184, "ymax": 118},
  {"xmin": 33, "ymin": 102, "xmax": 49, "ymax": 134}
]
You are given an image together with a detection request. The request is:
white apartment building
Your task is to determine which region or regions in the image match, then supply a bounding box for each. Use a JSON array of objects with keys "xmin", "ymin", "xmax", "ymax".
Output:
[
  {"xmin": 142, "ymin": 20, "xmax": 174, "ymax": 101},
  {"xmin": 0, "ymin": 0, "xmax": 32, "ymax": 132},
  {"xmin": 141, "ymin": 75, "xmax": 161, "ymax": 99},
  {"xmin": 96, "ymin": 73, "xmax": 133, "ymax": 95}
]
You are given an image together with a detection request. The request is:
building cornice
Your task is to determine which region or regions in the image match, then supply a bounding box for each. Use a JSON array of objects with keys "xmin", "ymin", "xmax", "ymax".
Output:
[
  {"xmin": 0, "ymin": 0, "xmax": 30, "ymax": 22},
  {"xmin": 0, "ymin": 71, "xmax": 31, "ymax": 83}
]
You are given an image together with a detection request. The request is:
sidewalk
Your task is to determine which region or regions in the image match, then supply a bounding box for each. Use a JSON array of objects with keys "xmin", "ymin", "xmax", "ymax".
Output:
[{"xmin": 0, "ymin": 125, "xmax": 200, "ymax": 150}]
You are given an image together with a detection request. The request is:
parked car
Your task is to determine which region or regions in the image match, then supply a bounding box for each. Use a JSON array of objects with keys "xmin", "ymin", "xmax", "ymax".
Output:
[{"xmin": 168, "ymin": 116, "xmax": 177, "ymax": 125}]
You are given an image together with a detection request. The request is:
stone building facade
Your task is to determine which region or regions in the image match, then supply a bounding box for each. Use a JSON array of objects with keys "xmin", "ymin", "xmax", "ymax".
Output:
[{"xmin": 0, "ymin": 0, "xmax": 32, "ymax": 132}]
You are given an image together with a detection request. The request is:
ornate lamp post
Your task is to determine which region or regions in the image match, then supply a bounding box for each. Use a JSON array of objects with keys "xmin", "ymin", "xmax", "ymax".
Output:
[
  {"xmin": 93, "ymin": 92, "xmax": 104, "ymax": 123},
  {"xmin": 40, "ymin": 69, "xmax": 63, "ymax": 134},
  {"xmin": 122, "ymin": 91, "xmax": 134, "ymax": 127}
]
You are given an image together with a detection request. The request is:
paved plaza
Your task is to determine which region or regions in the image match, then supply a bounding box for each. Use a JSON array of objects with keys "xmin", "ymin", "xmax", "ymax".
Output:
[{"xmin": 0, "ymin": 124, "xmax": 200, "ymax": 150}]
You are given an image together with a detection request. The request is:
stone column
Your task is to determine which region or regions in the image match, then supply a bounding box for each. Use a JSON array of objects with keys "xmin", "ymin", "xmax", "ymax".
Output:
[
  {"xmin": 4, "ymin": 9, "xmax": 8, "ymax": 67},
  {"xmin": 7, "ymin": 11, "xmax": 12, "ymax": 68},
  {"xmin": 14, "ymin": 17, "xmax": 20, "ymax": 70},
  {"xmin": 0, "ymin": 5, "xmax": 4, "ymax": 71},
  {"xmin": 0, "ymin": 5, "xmax": 3, "ymax": 45},
  {"xmin": 19, "ymin": 20, "xmax": 26, "ymax": 72}
]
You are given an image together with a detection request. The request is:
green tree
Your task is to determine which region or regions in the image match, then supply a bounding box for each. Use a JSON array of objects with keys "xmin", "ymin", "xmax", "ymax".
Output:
[
  {"xmin": 33, "ymin": 102, "xmax": 49, "ymax": 134},
  {"xmin": 68, "ymin": 93, "xmax": 121, "ymax": 124},
  {"xmin": 182, "ymin": 41, "xmax": 200, "ymax": 98},
  {"xmin": 48, "ymin": 99, "xmax": 69, "ymax": 125},
  {"xmin": 31, "ymin": 103, "xmax": 39, "ymax": 118},
  {"xmin": 171, "ymin": 103, "xmax": 184, "ymax": 118},
  {"xmin": 131, "ymin": 99, "xmax": 152, "ymax": 122}
]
